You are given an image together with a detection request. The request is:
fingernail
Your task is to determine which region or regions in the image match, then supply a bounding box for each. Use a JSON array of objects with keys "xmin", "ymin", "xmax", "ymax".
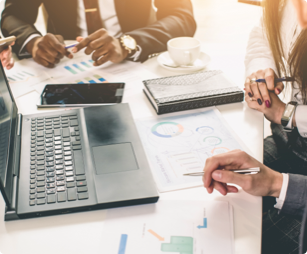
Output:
[
  {"xmin": 265, "ymin": 100, "xmax": 271, "ymax": 108},
  {"xmin": 257, "ymin": 99, "xmax": 262, "ymax": 105},
  {"xmin": 243, "ymin": 88, "xmax": 246, "ymax": 91},
  {"xmin": 248, "ymin": 92, "xmax": 253, "ymax": 97},
  {"xmin": 277, "ymin": 88, "xmax": 281, "ymax": 94},
  {"xmin": 212, "ymin": 171, "xmax": 222, "ymax": 180}
]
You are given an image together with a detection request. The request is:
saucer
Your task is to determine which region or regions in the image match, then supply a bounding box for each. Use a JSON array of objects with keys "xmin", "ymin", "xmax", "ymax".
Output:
[{"xmin": 157, "ymin": 51, "xmax": 210, "ymax": 72}]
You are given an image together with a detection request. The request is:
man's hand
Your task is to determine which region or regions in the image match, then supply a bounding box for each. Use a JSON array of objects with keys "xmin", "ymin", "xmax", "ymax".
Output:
[
  {"xmin": 0, "ymin": 43, "xmax": 14, "ymax": 70},
  {"xmin": 244, "ymin": 68, "xmax": 284, "ymax": 108},
  {"xmin": 71, "ymin": 29, "xmax": 129, "ymax": 66},
  {"xmin": 26, "ymin": 33, "xmax": 73, "ymax": 68},
  {"xmin": 203, "ymin": 150, "xmax": 283, "ymax": 198},
  {"xmin": 245, "ymin": 90, "xmax": 286, "ymax": 124}
]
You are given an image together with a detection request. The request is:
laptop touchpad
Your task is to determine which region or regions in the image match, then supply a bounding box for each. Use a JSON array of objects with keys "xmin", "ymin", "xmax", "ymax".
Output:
[{"xmin": 92, "ymin": 143, "xmax": 139, "ymax": 175}]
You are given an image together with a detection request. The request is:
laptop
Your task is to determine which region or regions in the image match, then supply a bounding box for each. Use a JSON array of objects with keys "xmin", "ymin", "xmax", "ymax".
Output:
[{"xmin": 0, "ymin": 61, "xmax": 159, "ymax": 220}]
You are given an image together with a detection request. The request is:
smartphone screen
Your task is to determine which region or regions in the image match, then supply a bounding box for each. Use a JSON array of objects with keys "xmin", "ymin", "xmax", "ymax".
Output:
[{"xmin": 40, "ymin": 83, "xmax": 125, "ymax": 106}]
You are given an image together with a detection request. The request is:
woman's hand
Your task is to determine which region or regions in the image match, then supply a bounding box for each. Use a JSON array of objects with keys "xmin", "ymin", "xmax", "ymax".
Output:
[
  {"xmin": 245, "ymin": 90, "xmax": 286, "ymax": 124},
  {"xmin": 203, "ymin": 150, "xmax": 283, "ymax": 198},
  {"xmin": 244, "ymin": 68, "xmax": 284, "ymax": 108},
  {"xmin": 0, "ymin": 44, "xmax": 14, "ymax": 70}
]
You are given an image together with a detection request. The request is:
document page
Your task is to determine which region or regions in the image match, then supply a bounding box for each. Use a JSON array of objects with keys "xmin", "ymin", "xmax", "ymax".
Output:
[
  {"xmin": 136, "ymin": 107, "xmax": 252, "ymax": 192},
  {"xmin": 102, "ymin": 200, "xmax": 234, "ymax": 254}
]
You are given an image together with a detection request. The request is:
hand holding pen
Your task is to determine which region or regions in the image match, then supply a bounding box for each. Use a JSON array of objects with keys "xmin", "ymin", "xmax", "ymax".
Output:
[{"xmin": 244, "ymin": 68, "xmax": 294, "ymax": 108}]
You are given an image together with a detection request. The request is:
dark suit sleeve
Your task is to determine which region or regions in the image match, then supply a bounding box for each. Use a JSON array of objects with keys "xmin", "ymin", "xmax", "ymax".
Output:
[
  {"xmin": 280, "ymin": 174, "xmax": 307, "ymax": 217},
  {"xmin": 1, "ymin": 0, "xmax": 42, "ymax": 55},
  {"xmin": 126, "ymin": 0, "xmax": 197, "ymax": 63}
]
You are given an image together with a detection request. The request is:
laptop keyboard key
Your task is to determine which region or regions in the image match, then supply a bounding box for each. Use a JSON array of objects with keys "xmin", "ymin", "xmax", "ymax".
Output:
[
  {"xmin": 72, "ymin": 145, "xmax": 81, "ymax": 150},
  {"xmin": 37, "ymin": 181, "xmax": 45, "ymax": 187},
  {"xmin": 54, "ymin": 129, "xmax": 61, "ymax": 136},
  {"xmin": 37, "ymin": 176, "xmax": 45, "ymax": 181},
  {"xmin": 46, "ymin": 188, "xmax": 56, "ymax": 194},
  {"xmin": 76, "ymin": 175, "xmax": 86, "ymax": 181},
  {"xmin": 37, "ymin": 198, "xmax": 46, "ymax": 205},
  {"xmin": 46, "ymin": 183, "xmax": 55, "ymax": 188},
  {"xmin": 67, "ymin": 188, "xmax": 77, "ymax": 201},
  {"xmin": 78, "ymin": 192, "xmax": 88, "ymax": 200},
  {"xmin": 29, "ymin": 200, "xmax": 35, "ymax": 206},
  {"xmin": 57, "ymin": 186, "xmax": 65, "ymax": 192},
  {"xmin": 77, "ymin": 181, "xmax": 87, "ymax": 187},
  {"xmin": 66, "ymin": 177, "xmax": 74, "ymax": 182},
  {"xmin": 66, "ymin": 171, "xmax": 74, "ymax": 177},
  {"xmin": 30, "ymin": 194, "xmax": 35, "ymax": 199},
  {"xmin": 74, "ymin": 150, "xmax": 85, "ymax": 175},
  {"xmin": 77, "ymin": 186, "xmax": 88, "ymax": 193},
  {"xmin": 57, "ymin": 192, "xmax": 66, "ymax": 202},
  {"xmin": 37, "ymin": 193, "xmax": 46, "ymax": 199},
  {"xmin": 46, "ymin": 177, "xmax": 55, "ymax": 183},
  {"xmin": 47, "ymin": 194, "xmax": 56, "ymax": 204},
  {"xmin": 62, "ymin": 128, "xmax": 70, "ymax": 137},
  {"xmin": 37, "ymin": 187, "xmax": 45, "ymax": 192},
  {"xmin": 67, "ymin": 182, "xmax": 75, "ymax": 188}
]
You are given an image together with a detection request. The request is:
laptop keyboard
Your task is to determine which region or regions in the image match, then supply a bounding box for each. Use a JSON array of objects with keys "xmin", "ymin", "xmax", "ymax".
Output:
[{"xmin": 29, "ymin": 114, "xmax": 89, "ymax": 206}]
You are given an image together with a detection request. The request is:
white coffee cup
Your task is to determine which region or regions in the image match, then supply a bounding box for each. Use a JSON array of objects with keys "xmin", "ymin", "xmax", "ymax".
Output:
[{"xmin": 167, "ymin": 37, "xmax": 201, "ymax": 66}]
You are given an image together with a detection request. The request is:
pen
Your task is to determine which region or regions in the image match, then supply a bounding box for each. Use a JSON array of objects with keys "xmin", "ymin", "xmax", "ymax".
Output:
[
  {"xmin": 251, "ymin": 77, "xmax": 294, "ymax": 83},
  {"xmin": 65, "ymin": 43, "xmax": 78, "ymax": 49},
  {"xmin": 183, "ymin": 167, "xmax": 260, "ymax": 176}
]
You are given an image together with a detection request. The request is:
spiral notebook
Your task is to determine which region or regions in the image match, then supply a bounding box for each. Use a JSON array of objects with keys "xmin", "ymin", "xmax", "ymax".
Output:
[{"xmin": 143, "ymin": 70, "xmax": 244, "ymax": 114}]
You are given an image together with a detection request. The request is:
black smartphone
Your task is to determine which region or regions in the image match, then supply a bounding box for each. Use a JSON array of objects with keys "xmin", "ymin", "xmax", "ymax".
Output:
[{"xmin": 37, "ymin": 83, "xmax": 125, "ymax": 108}]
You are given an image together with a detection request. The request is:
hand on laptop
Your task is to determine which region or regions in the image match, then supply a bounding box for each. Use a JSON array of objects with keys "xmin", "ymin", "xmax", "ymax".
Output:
[
  {"xmin": 26, "ymin": 33, "xmax": 73, "ymax": 68},
  {"xmin": 202, "ymin": 150, "xmax": 283, "ymax": 198},
  {"xmin": 0, "ymin": 42, "xmax": 14, "ymax": 70},
  {"xmin": 71, "ymin": 29, "xmax": 129, "ymax": 66}
]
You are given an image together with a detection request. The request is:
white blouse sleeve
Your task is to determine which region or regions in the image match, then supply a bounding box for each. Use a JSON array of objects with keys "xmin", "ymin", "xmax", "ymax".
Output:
[
  {"xmin": 295, "ymin": 105, "xmax": 307, "ymax": 138},
  {"xmin": 244, "ymin": 18, "xmax": 278, "ymax": 77}
]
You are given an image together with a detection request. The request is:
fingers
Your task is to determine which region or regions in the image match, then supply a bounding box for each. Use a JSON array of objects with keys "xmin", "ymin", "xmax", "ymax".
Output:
[
  {"xmin": 244, "ymin": 77, "xmax": 253, "ymax": 98},
  {"xmin": 45, "ymin": 33, "xmax": 66, "ymax": 57},
  {"xmin": 275, "ymin": 82, "xmax": 284, "ymax": 95},
  {"xmin": 72, "ymin": 29, "xmax": 108, "ymax": 53},
  {"xmin": 212, "ymin": 170, "xmax": 251, "ymax": 189}
]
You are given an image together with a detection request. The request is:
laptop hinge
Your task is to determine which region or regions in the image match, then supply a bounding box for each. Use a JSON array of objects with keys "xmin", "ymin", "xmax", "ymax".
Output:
[{"xmin": 17, "ymin": 113, "xmax": 22, "ymax": 136}]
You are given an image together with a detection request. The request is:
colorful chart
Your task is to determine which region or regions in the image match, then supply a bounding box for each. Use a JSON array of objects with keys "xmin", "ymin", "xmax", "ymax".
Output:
[
  {"xmin": 203, "ymin": 136, "xmax": 222, "ymax": 146},
  {"xmin": 64, "ymin": 60, "xmax": 93, "ymax": 74},
  {"xmin": 196, "ymin": 126, "xmax": 214, "ymax": 135},
  {"xmin": 151, "ymin": 122, "xmax": 184, "ymax": 138},
  {"xmin": 75, "ymin": 74, "xmax": 107, "ymax": 84},
  {"xmin": 7, "ymin": 71, "xmax": 35, "ymax": 83},
  {"xmin": 161, "ymin": 236, "xmax": 193, "ymax": 254},
  {"xmin": 118, "ymin": 234, "xmax": 128, "ymax": 254}
]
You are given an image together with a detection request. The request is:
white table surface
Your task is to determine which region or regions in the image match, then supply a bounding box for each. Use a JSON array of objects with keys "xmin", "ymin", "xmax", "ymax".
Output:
[{"xmin": 0, "ymin": 47, "xmax": 263, "ymax": 254}]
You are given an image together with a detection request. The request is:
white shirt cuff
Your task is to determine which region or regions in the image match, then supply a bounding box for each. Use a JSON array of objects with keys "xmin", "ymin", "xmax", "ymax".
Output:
[
  {"xmin": 128, "ymin": 45, "xmax": 142, "ymax": 62},
  {"xmin": 274, "ymin": 173, "xmax": 289, "ymax": 210},
  {"xmin": 295, "ymin": 105, "xmax": 307, "ymax": 138},
  {"xmin": 19, "ymin": 34, "xmax": 41, "ymax": 57}
]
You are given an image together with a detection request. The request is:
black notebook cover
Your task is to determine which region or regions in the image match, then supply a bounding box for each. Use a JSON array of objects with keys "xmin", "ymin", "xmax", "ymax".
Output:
[{"xmin": 143, "ymin": 70, "xmax": 244, "ymax": 115}]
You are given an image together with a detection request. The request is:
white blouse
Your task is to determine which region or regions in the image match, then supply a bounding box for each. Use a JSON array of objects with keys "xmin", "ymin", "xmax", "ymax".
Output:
[{"xmin": 245, "ymin": 0, "xmax": 307, "ymax": 138}]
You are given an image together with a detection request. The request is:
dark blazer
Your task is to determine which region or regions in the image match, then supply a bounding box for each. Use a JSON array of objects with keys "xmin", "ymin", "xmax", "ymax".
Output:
[
  {"xmin": 1, "ymin": 0, "xmax": 196, "ymax": 62},
  {"xmin": 300, "ymin": 200, "xmax": 307, "ymax": 254}
]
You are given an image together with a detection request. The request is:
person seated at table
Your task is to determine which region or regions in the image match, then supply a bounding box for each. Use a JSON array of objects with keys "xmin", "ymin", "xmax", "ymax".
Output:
[
  {"xmin": 204, "ymin": 0, "xmax": 307, "ymax": 253},
  {"xmin": 0, "ymin": 0, "xmax": 196, "ymax": 68},
  {"xmin": 0, "ymin": 42, "xmax": 14, "ymax": 70}
]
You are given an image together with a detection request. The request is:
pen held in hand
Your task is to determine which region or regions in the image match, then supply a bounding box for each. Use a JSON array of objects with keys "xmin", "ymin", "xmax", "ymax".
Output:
[
  {"xmin": 183, "ymin": 167, "xmax": 260, "ymax": 176},
  {"xmin": 65, "ymin": 43, "xmax": 78, "ymax": 49},
  {"xmin": 250, "ymin": 77, "xmax": 294, "ymax": 83}
]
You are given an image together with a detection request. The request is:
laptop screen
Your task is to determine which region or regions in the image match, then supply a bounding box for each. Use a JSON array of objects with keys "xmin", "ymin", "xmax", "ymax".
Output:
[{"xmin": 0, "ymin": 65, "xmax": 13, "ymax": 185}]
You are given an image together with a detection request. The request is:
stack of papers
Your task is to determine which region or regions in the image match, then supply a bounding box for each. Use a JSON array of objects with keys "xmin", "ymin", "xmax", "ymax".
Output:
[{"xmin": 102, "ymin": 200, "xmax": 234, "ymax": 254}]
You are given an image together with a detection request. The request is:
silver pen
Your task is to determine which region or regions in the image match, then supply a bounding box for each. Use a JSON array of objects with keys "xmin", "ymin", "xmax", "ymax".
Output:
[{"xmin": 183, "ymin": 167, "xmax": 260, "ymax": 176}]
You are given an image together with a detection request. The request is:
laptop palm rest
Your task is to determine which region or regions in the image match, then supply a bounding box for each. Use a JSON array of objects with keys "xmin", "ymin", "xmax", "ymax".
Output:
[{"xmin": 92, "ymin": 143, "xmax": 139, "ymax": 174}]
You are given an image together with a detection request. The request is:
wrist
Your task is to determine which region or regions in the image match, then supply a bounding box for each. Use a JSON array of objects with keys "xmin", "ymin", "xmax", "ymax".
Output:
[
  {"xmin": 277, "ymin": 103, "xmax": 286, "ymax": 124},
  {"xmin": 269, "ymin": 170, "xmax": 283, "ymax": 198},
  {"xmin": 25, "ymin": 36, "xmax": 41, "ymax": 56}
]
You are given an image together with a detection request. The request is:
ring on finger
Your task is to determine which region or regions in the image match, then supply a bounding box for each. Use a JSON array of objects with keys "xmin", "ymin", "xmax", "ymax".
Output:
[
  {"xmin": 250, "ymin": 78, "xmax": 257, "ymax": 83},
  {"xmin": 249, "ymin": 97, "xmax": 256, "ymax": 101}
]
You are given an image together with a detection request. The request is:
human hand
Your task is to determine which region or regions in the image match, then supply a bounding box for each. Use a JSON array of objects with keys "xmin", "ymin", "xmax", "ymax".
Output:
[
  {"xmin": 26, "ymin": 33, "xmax": 73, "ymax": 68},
  {"xmin": 0, "ymin": 43, "xmax": 14, "ymax": 70},
  {"xmin": 245, "ymin": 90, "xmax": 286, "ymax": 124},
  {"xmin": 292, "ymin": 0, "xmax": 307, "ymax": 28},
  {"xmin": 245, "ymin": 68, "xmax": 284, "ymax": 108},
  {"xmin": 203, "ymin": 150, "xmax": 283, "ymax": 198},
  {"xmin": 71, "ymin": 29, "xmax": 129, "ymax": 66}
]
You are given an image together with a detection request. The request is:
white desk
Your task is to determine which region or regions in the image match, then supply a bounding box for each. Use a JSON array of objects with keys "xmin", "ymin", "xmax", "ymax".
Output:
[{"xmin": 0, "ymin": 49, "xmax": 263, "ymax": 254}]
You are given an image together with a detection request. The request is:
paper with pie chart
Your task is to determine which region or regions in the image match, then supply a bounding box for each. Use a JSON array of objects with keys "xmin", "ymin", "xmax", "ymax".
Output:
[
  {"xmin": 101, "ymin": 200, "xmax": 234, "ymax": 254},
  {"xmin": 136, "ymin": 107, "xmax": 251, "ymax": 192}
]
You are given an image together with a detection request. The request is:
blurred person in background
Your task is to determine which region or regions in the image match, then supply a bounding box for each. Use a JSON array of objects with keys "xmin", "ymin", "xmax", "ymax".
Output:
[
  {"xmin": 1, "ymin": 0, "xmax": 196, "ymax": 68},
  {"xmin": 0, "ymin": 42, "xmax": 14, "ymax": 70}
]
